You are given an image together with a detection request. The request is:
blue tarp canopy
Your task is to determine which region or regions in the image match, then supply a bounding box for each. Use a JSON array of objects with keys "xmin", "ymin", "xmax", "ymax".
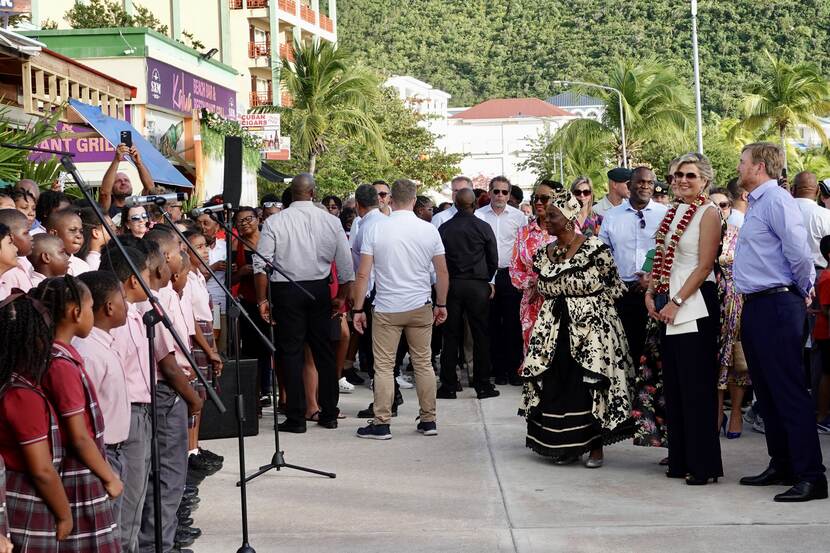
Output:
[{"xmin": 68, "ymin": 98, "xmax": 192, "ymax": 188}]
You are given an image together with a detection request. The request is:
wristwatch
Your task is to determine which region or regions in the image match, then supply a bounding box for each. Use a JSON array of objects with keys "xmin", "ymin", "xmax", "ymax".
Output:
[{"xmin": 671, "ymin": 295, "xmax": 684, "ymax": 307}]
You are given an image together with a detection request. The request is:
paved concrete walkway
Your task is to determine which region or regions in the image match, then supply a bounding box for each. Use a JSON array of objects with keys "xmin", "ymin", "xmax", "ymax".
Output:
[{"xmin": 194, "ymin": 384, "xmax": 829, "ymax": 553}]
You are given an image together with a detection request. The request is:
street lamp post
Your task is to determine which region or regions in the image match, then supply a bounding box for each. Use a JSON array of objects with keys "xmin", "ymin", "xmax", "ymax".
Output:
[
  {"xmin": 553, "ymin": 79, "xmax": 627, "ymax": 168},
  {"xmin": 691, "ymin": 0, "xmax": 704, "ymax": 154}
]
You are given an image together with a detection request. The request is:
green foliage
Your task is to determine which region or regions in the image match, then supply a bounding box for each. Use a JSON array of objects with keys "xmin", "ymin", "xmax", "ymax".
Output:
[
  {"xmin": 0, "ymin": 106, "xmax": 64, "ymax": 186},
  {"xmin": 64, "ymin": 0, "xmax": 168, "ymax": 34},
  {"xmin": 181, "ymin": 30, "xmax": 205, "ymax": 51},
  {"xmin": 200, "ymin": 112, "xmax": 262, "ymax": 171},
  {"xmin": 255, "ymin": 39, "xmax": 386, "ymax": 174},
  {"xmin": 265, "ymin": 88, "xmax": 462, "ymax": 199},
  {"xmin": 338, "ymin": 0, "xmax": 830, "ymax": 116}
]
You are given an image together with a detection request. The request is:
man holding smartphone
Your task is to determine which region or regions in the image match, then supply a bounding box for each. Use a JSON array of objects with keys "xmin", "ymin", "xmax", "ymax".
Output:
[{"xmin": 99, "ymin": 137, "xmax": 155, "ymax": 218}]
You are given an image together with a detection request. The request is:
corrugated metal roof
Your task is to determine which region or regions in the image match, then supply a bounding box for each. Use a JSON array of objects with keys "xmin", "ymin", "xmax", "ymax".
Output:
[{"xmin": 546, "ymin": 91, "xmax": 605, "ymax": 107}]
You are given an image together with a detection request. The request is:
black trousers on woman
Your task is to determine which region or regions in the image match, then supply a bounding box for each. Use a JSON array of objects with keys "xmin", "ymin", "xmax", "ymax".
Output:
[{"xmin": 661, "ymin": 282, "xmax": 723, "ymax": 480}]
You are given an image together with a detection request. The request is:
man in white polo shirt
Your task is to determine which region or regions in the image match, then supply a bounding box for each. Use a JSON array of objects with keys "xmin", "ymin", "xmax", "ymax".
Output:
[{"xmin": 352, "ymin": 179, "xmax": 449, "ymax": 440}]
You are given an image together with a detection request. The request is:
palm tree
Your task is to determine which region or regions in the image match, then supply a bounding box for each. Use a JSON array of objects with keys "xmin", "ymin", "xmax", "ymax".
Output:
[
  {"xmin": 253, "ymin": 38, "xmax": 386, "ymax": 174},
  {"xmin": 733, "ymin": 51, "xmax": 830, "ymax": 169},
  {"xmin": 552, "ymin": 58, "xmax": 695, "ymax": 175},
  {"xmin": 0, "ymin": 105, "xmax": 64, "ymax": 185}
]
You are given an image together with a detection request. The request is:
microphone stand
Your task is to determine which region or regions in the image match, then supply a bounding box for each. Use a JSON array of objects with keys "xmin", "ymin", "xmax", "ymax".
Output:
[
  {"xmin": 208, "ymin": 213, "xmax": 336, "ymax": 483},
  {"xmin": 49, "ymin": 152, "xmax": 226, "ymax": 553},
  {"xmin": 160, "ymin": 207, "xmax": 277, "ymax": 553}
]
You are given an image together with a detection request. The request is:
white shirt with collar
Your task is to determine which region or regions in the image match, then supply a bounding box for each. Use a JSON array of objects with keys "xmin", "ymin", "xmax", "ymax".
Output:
[
  {"xmin": 475, "ymin": 203, "xmax": 528, "ymax": 268},
  {"xmin": 599, "ymin": 199, "xmax": 668, "ymax": 282},
  {"xmin": 350, "ymin": 207, "xmax": 385, "ymax": 294},
  {"xmin": 795, "ymin": 198, "xmax": 830, "ymax": 268},
  {"xmin": 206, "ymin": 238, "xmax": 227, "ymax": 313},
  {"xmin": 593, "ymin": 195, "xmax": 624, "ymax": 218},
  {"xmin": 361, "ymin": 210, "xmax": 444, "ymax": 313},
  {"xmin": 432, "ymin": 205, "xmax": 457, "ymax": 228}
]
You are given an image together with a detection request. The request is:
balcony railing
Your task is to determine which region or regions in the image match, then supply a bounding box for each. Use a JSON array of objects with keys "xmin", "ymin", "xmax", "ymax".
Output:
[
  {"xmin": 248, "ymin": 41, "xmax": 270, "ymax": 58},
  {"xmin": 250, "ymin": 91, "xmax": 273, "ymax": 107},
  {"xmin": 320, "ymin": 14, "xmax": 333, "ymax": 32},
  {"xmin": 300, "ymin": 4, "xmax": 316, "ymax": 23},
  {"xmin": 278, "ymin": 0, "xmax": 296, "ymax": 13},
  {"xmin": 279, "ymin": 42, "xmax": 295, "ymax": 62}
]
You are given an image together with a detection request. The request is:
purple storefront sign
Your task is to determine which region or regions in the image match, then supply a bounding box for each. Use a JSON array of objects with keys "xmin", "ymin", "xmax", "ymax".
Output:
[
  {"xmin": 33, "ymin": 107, "xmax": 133, "ymax": 163},
  {"xmin": 147, "ymin": 58, "xmax": 237, "ymax": 119}
]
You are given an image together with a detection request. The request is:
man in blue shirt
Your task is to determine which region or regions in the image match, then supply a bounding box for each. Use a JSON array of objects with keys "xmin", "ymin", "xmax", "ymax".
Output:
[{"xmin": 734, "ymin": 142, "xmax": 827, "ymax": 503}]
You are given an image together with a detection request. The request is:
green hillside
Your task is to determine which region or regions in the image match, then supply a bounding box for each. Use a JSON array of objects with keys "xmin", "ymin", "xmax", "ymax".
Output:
[{"xmin": 338, "ymin": 0, "xmax": 830, "ymax": 115}]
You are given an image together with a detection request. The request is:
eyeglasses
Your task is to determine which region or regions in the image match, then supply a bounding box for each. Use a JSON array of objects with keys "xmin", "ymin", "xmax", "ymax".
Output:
[
  {"xmin": 237, "ymin": 215, "xmax": 257, "ymax": 225},
  {"xmin": 377, "ymin": 191, "xmax": 389, "ymax": 198},
  {"xmin": 673, "ymin": 171, "xmax": 700, "ymax": 180},
  {"xmin": 573, "ymin": 189, "xmax": 592, "ymax": 197},
  {"xmin": 491, "ymin": 189, "xmax": 510, "ymax": 196},
  {"xmin": 129, "ymin": 213, "xmax": 149, "ymax": 222},
  {"xmin": 635, "ymin": 210, "xmax": 646, "ymax": 229},
  {"xmin": 262, "ymin": 201, "xmax": 283, "ymax": 209},
  {"xmin": 531, "ymin": 194, "xmax": 551, "ymax": 205},
  {"xmin": 717, "ymin": 201, "xmax": 730, "ymax": 209}
]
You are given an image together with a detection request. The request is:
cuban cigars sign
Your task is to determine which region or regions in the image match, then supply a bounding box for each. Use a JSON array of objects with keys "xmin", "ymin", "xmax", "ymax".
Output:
[
  {"xmin": 239, "ymin": 113, "xmax": 290, "ymax": 160},
  {"xmin": 146, "ymin": 58, "xmax": 237, "ymax": 119}
]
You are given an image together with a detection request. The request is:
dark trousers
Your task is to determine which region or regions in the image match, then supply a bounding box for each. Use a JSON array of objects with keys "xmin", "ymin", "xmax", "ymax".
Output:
[
  {"xmin": 661, "ymin": 282, "xmax": 723, "ymax": 480},
  {"xmin": 271, "ymin": 279, "xmax": 339, "ymax": 424},
  {"xmin": 440, "ymin": 279, "xmax": 492, "ymax": 389},
  {"xmin": 489, "ymin": 268, "xmax": 523, "ymax": 380},
  {"xmin": 742, "ymin": 291, "xmax": 826, "ymax": 483},
  {"xmin": 617, "ymin": 285, "xmax": 648, "ymax": 367},
  {"xmin": 239, "ymin": 299, "xmax": 274, "ymax": 394}
]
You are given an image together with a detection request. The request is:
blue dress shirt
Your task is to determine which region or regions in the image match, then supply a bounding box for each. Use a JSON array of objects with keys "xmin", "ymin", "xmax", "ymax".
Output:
[
  {"xmin": 599, "ymin": 199, "xmax": 668, "ymax": 282},
  {"xmin": 733, "ymin": 180, "xmax": 815, "ymax": 296}
]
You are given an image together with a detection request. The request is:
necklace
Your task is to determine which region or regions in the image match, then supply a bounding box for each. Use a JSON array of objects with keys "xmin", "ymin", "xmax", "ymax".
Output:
[
  {"xmin": 551, "ymin": 232, "xmax": 578, "ymax": 261},
  {"xmin": 651, "ymin": 194, "xmax": 707, "ymax": 293}
]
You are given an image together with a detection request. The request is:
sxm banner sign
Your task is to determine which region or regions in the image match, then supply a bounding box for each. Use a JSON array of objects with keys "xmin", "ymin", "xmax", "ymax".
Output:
[{"xmin": 146, "ymin": 58, "xmax": 237, "ymax": 119}]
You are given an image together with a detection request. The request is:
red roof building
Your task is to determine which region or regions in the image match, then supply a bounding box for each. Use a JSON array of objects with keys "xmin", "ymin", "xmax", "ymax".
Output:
[{"xmin": 450, "ymin": 98, "xmax": 574, "ymax": 119}]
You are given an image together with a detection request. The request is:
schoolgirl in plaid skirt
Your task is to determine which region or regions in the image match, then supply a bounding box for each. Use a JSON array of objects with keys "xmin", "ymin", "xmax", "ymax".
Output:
[{"xmin": 32, "ymin": 277, "xmax": 121, "ymax": 553}]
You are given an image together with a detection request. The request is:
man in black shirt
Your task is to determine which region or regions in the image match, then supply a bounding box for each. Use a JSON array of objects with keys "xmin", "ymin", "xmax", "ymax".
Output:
[{"xmin": 437, "ymin": 189, "xmax": 500, "ymax": 399}]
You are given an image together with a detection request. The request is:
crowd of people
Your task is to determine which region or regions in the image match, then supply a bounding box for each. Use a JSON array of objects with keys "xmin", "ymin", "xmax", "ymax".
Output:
[{"xmin": 0, "ymin": 140, "xmax": 828, "ymax": 553}]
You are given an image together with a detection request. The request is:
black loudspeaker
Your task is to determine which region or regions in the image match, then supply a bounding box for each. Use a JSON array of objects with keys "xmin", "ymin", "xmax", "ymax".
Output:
[
  {"xmin": 223, "ymin": 135, "xmax": 243, "ymax": 207},
  {"xmin": 199, "ymin": 358, "xmax": 259, "ymax": 440}
]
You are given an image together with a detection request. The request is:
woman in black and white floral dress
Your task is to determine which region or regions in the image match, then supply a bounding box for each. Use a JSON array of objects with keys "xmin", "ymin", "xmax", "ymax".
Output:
[{"xmin": 521, "ymin": 183, "xmax": 635, "ymax": 468}]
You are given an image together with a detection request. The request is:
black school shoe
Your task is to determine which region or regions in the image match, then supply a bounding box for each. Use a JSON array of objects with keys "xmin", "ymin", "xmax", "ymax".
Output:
[
  {"xmin": 188, "ymin": 453, "xmax": 221, "ymax": 475},
  {"xmin": 357, "ymin": 402, "xmax": 397, "ymax": 418},
  {"xmin": 344, "ymin": 368, "xmax": 365, "ymax": 385},
  {"xmin": 476, "ymin": 386, "xmax": 501, "ymax": 400},
  {"xmin": 278, "ymin": 419, "xmax": 308, "ymax": 433},
  {"xmin": 198, "ymin": 448, "xmax": 224, "ymax": 463},
  {"xmin": 436, "ymin": 386, "xmax": 457, "ymax": 399}
]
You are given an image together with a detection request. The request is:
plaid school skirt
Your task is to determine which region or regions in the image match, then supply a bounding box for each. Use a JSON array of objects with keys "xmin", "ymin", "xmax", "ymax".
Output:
[
  {"xmin": 58, "ymin": 455, "xmax": 119, "ymax": 553},
  {"xmin": 5, "ymin": 469, "xmax": 60, "ymax": 553},
  {"xmin": 192, "ymin": 320, "xmax": 215, "ymax": 393}
]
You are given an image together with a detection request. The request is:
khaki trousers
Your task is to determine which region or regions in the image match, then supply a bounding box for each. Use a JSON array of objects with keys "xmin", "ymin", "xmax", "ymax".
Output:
[{"xmin": 372, "ymin": 304, "xmax": 437, "ymax": 424}]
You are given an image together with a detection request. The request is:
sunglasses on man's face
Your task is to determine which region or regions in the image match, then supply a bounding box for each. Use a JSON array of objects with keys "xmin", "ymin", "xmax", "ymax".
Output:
[
  {"xmin": 491, "ymin": 189, "xmax": 510, "ymax": 196},
  {"xmin": 673, "ymin": 171, "xmax": 700, "ymax": 180},
  {"xmin": 531, "ymin": 194, "xmax": 551, "ymax": 205},
  {"xmin": 574, "ymin": 189, "xmax": 592, "ymax": 197},
  {"xmin": 377, "ymin": 191, "xmax": 389, "ymax": 198},
  {"xmin": 262, "ymin": 201, "xmax": 282, "ymax": 209}
]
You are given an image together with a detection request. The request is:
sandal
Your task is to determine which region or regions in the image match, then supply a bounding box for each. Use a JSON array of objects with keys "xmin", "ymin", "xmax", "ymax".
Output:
[{"xmin": 305, "ymin": 411, "xmax": 321, "ymax": 422}]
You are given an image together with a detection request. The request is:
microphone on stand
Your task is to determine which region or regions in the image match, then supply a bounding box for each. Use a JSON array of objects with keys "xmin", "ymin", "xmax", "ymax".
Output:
[
  {"xmin": 124, "ymin": 193, "xmax": 186, "ymax": 207},
  {"xmin": 190, "ymin": 203, "xmax": 234, "ymax": 218}
]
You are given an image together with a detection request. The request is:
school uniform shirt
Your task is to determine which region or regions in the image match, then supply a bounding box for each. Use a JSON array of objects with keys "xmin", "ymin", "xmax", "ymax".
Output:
[
  {"xmin": 111, "ymin": 302, "xmax": 153, "ymax": 404},
  {"xmin": 179, "ymin": 280, "xmax": 196, "ymax": 336},
  {"xmin": 30, "ymin": 270, "xmax": 46, "ymax": 287},
  {"xmin": 41, "ymin": 341, "xmax": 96, "ymax": 440},
  {"xmin": 0, "ymin": 266, "xmax": 32, "ymax": 296},
  {"xmin": 188, "ymin": 270, "xmax": 213, "ymax": 323},
  {"xmin": 136, "ymin": 297, "xmax": 178, "ymax": 379},
  {"xmin": 67, "ymin": 254, "xmax": 91, "ymax": 276},
  {"xmin": 158, "ymin": 283, "xmax": 192, "ymax": 374},
  {"xmin": 73, "ymin": 327, "xmax": 131, "ymax": 445},
  {"xmin": 0, "ymin": 375, "xmax": 54, "ymax": 472},
  {"xmin": 86, "ymin": 250, "xmax": 101, "ymax": 271}
]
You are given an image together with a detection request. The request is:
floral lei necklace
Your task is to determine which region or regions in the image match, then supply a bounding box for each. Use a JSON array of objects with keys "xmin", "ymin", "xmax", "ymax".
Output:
[{"xmin": 651, "ymin": 194, "xmax": 708, "ymax": 294}]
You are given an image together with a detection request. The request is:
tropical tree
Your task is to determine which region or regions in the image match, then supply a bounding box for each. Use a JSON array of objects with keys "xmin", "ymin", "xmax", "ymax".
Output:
[
  {"xmin": 519, "ymin": 128, "xmax": 611, "ymax": 196},
  {"xmin": 732, "ymin": 51, "xmax": 830, "ymax": 169},
  {"xmin": 0, "ymin": 106, "xmax": 64, "ymax": 186},
  {"xmin": 549, "ymin": 59, "xmax": 695, "ymax": 182},
  {"xmin": 254, "ymin": 38, "xmax": 386, "ymax": 174}
]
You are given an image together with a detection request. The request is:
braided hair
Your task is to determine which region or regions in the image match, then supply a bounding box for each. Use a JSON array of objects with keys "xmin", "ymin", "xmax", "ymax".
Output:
[
  {"xmin": 0, "ymin": 294, "xmax": 54, "ymax": 385},
  {"xmin": 30, "ymin": 275, "xmax": 91, "ymax": 326}
]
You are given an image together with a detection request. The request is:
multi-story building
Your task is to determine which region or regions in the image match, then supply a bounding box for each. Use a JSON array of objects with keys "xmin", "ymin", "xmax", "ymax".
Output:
[
  {"xmin": 26, "ymin": 0, "xmax": 337, "ymax": 112},
  {"xmin": 384, "ymin": 75, "xmax": 451, "ymax": 140}
]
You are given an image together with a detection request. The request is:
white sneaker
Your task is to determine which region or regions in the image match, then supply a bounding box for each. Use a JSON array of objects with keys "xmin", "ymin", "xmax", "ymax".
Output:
[
  {"xmin": 338, "ymin": 377, "xmax": 355, "ymax": 394},
  {"xmin": 396, "ymin": 374, "xmax": 414, "ymax": 389}
]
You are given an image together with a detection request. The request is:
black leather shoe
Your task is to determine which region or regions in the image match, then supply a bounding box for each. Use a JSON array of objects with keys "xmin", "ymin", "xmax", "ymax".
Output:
[
  {"xmin": 476, "ymin": 387, "xmax": 501, "ymax": 400},
  {"xmin": 176, "ymin": 505, "xmax": 191, "ymax": 519},
  {"xmin": 178, "ymin": 517, "xmax": 194, "ymax": 527},
  {"xmin": 665, "ymin": 470, "xmax": 686, "ymax": 479},
  {"xmin": 184, "ymin": 484, "xmax": 199, "ymax": 495},
  {"xmin": 685, "ymin": 475, "xmax": 718, "ymax": 486},
  {"xmin": 356, "ymin": 402, "xmax": 397, "ymax": 418},
  {"xmin": 278, "ymin": 420, "xmax": 307, "ymax": 433},
  {"xmin": 174, "ymin": 531, "xmax": 195, "ymax": 548},
  {"xmin": 774, "ymin": 480, "xmax": 829, "ymax": 502},
  {"xmin": 436, "ymin": 386, "xmax": 457, "ymax": 399},
  {"xmin": 317, "ymin": 418, "xmax": 337, "ymax": 429},
  {"xmin": 739, "ymin": 467, "xmax": 796, "ymax": 487},
  {"xmin": 180, "ymin": 496, "xmax": 200, "ymax": 511},
  {"xmin": 455, "ymin": 381, "xmax": 463, "ymax": 392},
  {"xmin": 177, "ymin": 526, "xmax": 202, "ymax": 539},
  {"xmin": 394, "ymin": 388, "xmax": 404, "ymax": 406}
]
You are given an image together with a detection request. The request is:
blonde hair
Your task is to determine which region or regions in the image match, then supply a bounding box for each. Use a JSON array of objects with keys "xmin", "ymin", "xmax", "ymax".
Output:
[
  {"xmin": 742, "ymin": 142, "xmax": 785, "ymax": 179},
  {"xmin": 674, "ymin": 152, "xmax": 715, "ymax": 189}
]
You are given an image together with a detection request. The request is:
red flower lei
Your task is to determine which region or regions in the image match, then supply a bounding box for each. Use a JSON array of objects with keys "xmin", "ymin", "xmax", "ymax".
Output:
[{"xmin": 651, "ymin": 194, "xmax": 708, "ymax": 294}]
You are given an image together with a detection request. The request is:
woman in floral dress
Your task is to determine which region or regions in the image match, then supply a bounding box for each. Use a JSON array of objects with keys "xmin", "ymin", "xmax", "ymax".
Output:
[
  {"xmin": 571, "ymin": 176, "xmax": 602, "ymax": 237},
  {"xmin": 717, "ymin": 223, "xmax": 749, "ymax": 438},
  {"xmin": 510, "ymin": 180, "xmax": 556, "ymax": 358},
  {"xmin": 521, "ymin": 184, "xmax": 634, "ymax": 468}
]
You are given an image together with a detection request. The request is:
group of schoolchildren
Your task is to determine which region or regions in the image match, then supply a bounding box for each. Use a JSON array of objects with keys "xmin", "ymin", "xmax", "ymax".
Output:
[{"xmin": 0, "ymin": 184, "xmax": 226, "ymax": 553}]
